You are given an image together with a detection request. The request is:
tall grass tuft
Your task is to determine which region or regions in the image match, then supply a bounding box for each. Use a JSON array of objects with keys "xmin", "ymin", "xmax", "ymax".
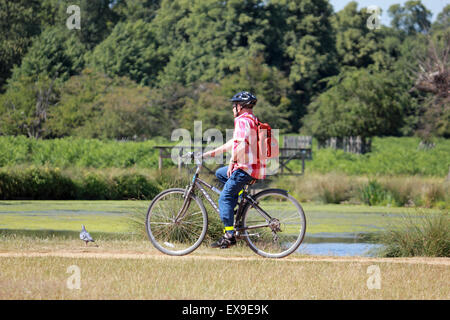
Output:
[
  {"xmin": 374, "ymin": 210, "xmax": 450, "ymax": 257},
  {"xmin": 359, "ymin": 179, "xmax": 394, "ymax": 206}
]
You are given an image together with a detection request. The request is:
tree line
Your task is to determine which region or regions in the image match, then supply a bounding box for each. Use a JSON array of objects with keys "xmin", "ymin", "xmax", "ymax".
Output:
[{"xmin": 0, "ymin": 0, "xmax": 448, "ymax": 141}]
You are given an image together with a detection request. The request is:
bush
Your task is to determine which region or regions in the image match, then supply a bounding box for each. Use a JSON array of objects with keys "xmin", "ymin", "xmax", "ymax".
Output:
[
  {"xmin": 78, "ymin": 172, "xmax": 117, "ymax": 200},
  {"xmin": 0, "ymin": 167, "xmax": 161, "ymax": 200},
  {"xmin": 374, "ymin": 210, "xmax": 450, "ymax": 257},
  {"xmin": 359, "ymin": 179, "xmax": 394, "ymax": 206},
  {"xmin": 318, "ymin": 173, "xmax": 353, "ymax": 204},
  {"xmin": 113, "ymin": 173, "xmax": 160, "ymax": 200},
  {"xmin": 20, "ymin": 167, "xmax": 77, "ymax": 200},
  {"xmin": 0, "ymin": 167, "xmax": 77, "ymax": 200}
]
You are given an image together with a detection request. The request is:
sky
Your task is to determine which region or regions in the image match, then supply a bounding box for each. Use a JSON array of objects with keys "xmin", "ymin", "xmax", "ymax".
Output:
[{"xmin": 329, "ymin": 0, "xmax": 449, "ymax": 26}]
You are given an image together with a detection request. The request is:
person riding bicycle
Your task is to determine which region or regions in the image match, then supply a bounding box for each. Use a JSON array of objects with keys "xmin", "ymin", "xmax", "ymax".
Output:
[{"xmin": 202, "ymin": 91, "xmax": 265, "ymax": 249}]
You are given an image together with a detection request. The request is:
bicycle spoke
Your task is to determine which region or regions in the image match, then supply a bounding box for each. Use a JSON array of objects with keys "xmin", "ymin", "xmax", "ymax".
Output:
[
  {"xmin": 146, "ymin": 189, "xmax": 207, "ymax": 255},
  {"xmin": 243, "ymin": 191, "xmax": 306, "ymax": 258}
]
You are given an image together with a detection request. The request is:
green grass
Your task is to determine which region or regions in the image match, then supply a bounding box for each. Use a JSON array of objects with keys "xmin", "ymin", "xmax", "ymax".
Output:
[
  {"xmin": 0, "ymin": 200, "xmax": 144, "ymax": 234},
  {"xmin": 1, "ymin": 136, "xmax": 449, "ymax": 176},
  {"xmin": 0, "ymin": 200, "xmax": 443, "ymax": 237},
  {"xmin": 283, "ymin": 136, "xmax": 450, "ymax": 176},
  {"xmin": 373, "ymin": 210, "xmax": 450, "ymax": 257}
]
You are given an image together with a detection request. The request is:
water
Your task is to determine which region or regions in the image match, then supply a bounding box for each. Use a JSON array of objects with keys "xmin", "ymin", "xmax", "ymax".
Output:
[
  {"xmin": 298, "ymin": 242, "xmax": 383, "ymax": 257},
  {"xmin": 297, "ymin": 233, "xmax": 383, "ymax": 257}
]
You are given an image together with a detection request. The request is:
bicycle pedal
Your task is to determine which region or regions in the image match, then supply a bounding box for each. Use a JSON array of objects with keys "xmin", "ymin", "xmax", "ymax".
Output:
[{"xmin": 247, "ymin": 233, "xmax": 260, "ymax": 238}]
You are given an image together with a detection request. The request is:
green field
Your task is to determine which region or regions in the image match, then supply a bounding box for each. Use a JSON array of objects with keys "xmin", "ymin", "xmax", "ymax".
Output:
[
  {"xmin": 1, "ymin": 136, "xmax": 449, "ymax": 176},
  {"xmin": 0, "ymin": 200, "xmax": 441, "ymax": 237}
]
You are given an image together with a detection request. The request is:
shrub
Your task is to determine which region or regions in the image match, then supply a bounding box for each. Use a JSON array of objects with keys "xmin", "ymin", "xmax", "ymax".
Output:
[
  {"xmin": 0, "ymin": 172, "xmax": 20, "ymax": 199},
  {"xmin": 18, "ymin": 167, "xmax": 77, "ymax": 200},
  {"xmin": 78, "ymin": 172, "xmax": 117, "ymax": 200},
  {"xmin": 0, "ymin": 167, "xmax": 161, "ymax": 200},
  {"xmin": 317, "ymin": 173, "xmax": 353, "ymax": 204},
  {"xmin": 374, "ymin": 210, "xmax": 450, "ymax": 257},
  {"xmin": 359, "ymin": 179, "xmax": 394, "ymax": 206},
  {"xmin": 113, "ymin": 173, "xmax": 160, "ymax": 200}
]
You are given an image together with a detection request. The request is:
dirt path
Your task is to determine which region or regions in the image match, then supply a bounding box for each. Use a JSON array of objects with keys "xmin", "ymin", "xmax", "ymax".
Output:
[{"xmin": 1, "ymin": 250, "xmax": 449, "ymax": 266}]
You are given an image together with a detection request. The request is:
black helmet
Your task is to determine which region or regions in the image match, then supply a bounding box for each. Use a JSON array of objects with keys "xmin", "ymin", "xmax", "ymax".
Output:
[{"xmin": 230, "ymin": 91, "xmax": 257, "ymax": 107}]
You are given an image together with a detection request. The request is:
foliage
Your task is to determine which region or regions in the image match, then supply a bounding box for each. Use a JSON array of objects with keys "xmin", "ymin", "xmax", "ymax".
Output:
[
  {"xmin": 0, "ymin": 0, "xmax": 448, "ymax": 140},
  {"xmin": 10, "ymin": 27, "xmax": 87, "ymax": 83},
  {"xmin": 332, "ymin": 1, "xmax": 385, "ymax": 69},
  {"xmin": 303, "ymin": 68, "xmax": 404, "ymax": 140},
  {"xmin": 388, "ymin": 0, "xmax": 432, "ymax": 35},
  {"xmin": 43, "ymin": 0, "xmax": 118, "ymax": 49},
  {"xmin": 113, "ymin": 0, "xmax": 161, "ymax": 23},
  {"xmin": 374, "ymin": 210, "xmax": 450, "ymax": 257},
  {"xmin": 44, "ymin": 69, "xmax": 169, "ymax": 139},
  {"xmin": 0, "ymin": 166, "xmax": 162, "ymax": 200},
  {"xmin": 289, "ymin": 136, "xmax": 450, "ymax": 177},
  {"xmin": 0, "ymin": 76, "xmax": 59, "ymax": 138},
  {"xmin": 0, "ymin": 136, "xmax": 165, "ymax": 169},
  {"xmin": 87, "ymin": 20, "xmax": 165, "ymax": 86},
  {"xmin": 0, "ymin": 0, "xmax": 44, "ymax": 90}
]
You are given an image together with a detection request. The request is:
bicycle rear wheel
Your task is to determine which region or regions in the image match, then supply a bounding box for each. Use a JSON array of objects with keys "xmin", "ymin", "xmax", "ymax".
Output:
[
  {"xmin": 242, "ymin": 189, "xmax": 306, "ymax": 258},
  {"xmin": 146, "ymin": 188, "xmax": 208, "ymax": 256}
]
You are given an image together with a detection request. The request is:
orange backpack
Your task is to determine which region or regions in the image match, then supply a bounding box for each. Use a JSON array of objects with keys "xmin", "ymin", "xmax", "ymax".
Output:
[{"xmin": 242, "ymin": 115, "xmax": 279, "ymax": 162}]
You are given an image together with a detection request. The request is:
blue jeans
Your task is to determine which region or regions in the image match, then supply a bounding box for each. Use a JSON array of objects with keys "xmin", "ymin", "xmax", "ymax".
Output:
[{"xmin": 215, "ymin": 166, "xmax": 254, "ymax": 234}]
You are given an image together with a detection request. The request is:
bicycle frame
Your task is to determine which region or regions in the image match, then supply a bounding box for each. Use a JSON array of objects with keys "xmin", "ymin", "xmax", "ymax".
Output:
[{"xmin": 175, "ymin": 159, "xmax": 274, "ymax": 232}]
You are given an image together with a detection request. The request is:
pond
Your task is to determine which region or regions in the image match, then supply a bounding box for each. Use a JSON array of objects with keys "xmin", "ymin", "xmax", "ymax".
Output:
[{"xmin": 299, "ymin": 233, "xmax": 383, "ymax": 257}]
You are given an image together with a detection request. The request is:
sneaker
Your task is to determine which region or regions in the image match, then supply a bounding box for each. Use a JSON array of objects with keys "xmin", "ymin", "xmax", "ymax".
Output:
[{"xmin": 210, "ymin": 233, "xmax": 236, "ymax": 249}]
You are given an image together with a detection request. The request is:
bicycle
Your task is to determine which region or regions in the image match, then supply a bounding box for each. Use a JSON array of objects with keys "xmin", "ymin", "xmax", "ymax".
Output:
[{"xmin": 145, "ymin": 152, "xmax": 306, "ymax": 258}]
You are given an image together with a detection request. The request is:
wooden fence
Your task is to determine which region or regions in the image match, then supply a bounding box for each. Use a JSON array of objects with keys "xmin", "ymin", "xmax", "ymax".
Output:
[{"xmin": 318, "ymin": 136, "xmax": 372, "ymax": 154}]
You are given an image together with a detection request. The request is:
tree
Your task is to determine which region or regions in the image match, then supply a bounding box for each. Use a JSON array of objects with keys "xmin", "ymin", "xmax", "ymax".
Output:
[
  {"xmin": 87, "ymin": 20, "xmax": 165, "ymax": 86},
  {"xmin": 332, "ymin": 2, "xmax": 386, "ymax": 69},
  {"xmin": 303, "ymin": 68, "xmax": 404, "ymax": 141},
  {"xmin": 388, "ymin": 1, "xmax": 432, "ymax": 35},
  {"xmin": 154, "ymin": 0, "xmax": 272, "ymax": 87},
  {"xmin": 0, "ymin": 76, "xmax": 59, "ymax": 138},
  {"xmin": 0, "ymin": 0, "xmax": 42, "ymax": 90},
  {"xmin": 411, "ymin": 33, "xmax": 450, "ymax": 139},
  {"xmin": 113, "ymin": 0, "xmax": 161, "ymax": 22},
  {"xmin": 432, "ymin": 4, "xmax": 450, "ymax": 32},
  {"xmin": 267, "ymin": 0, "xmax": 338, "ymax": 130},
  {"xmin": 10, "ymin": 27, "xmax": 87, "ymax": 83},
  {"xmin": 44, "ymin": 69, "xmax": 168, "ymax": 140},
  {"xmin": 217, "ymin": 55, "xmax": 292, "ymax": 132},
  {"xmin": 49, "ymin": 0, "xmax": 118, "ymax": 49}
]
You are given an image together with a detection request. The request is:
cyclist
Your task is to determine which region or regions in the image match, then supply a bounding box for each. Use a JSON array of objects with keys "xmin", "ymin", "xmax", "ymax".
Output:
[{"xmin": 202, "ymin": 91, "xmax": 265, "ymax": 248}]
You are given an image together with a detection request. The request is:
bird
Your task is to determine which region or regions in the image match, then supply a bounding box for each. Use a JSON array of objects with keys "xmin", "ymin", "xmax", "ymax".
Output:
[{"xmin": 80, "ymin": 225, "xmax": 95, "ymax": 246}]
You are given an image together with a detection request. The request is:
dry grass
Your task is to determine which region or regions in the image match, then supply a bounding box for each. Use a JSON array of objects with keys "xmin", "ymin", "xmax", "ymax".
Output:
[
  {"xmin": 271, "ymin": 173, "xmax": 449, "ymax": 208},
  {"xmin": 0, "ymin": 238, "xmax": 448, "ymax": 300}
]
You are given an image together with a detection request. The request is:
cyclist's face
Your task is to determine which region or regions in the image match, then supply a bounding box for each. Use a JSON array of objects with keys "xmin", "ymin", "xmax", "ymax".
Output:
[{"xmin": 232, "ymin": 103, "xmax": 241, "ymax": 117}]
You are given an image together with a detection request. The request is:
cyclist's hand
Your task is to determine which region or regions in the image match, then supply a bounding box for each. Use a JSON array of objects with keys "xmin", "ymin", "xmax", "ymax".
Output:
[
  {"xmin": 227, "ymin": 165, "xmax": 233, "ymax": 178},
  {"xmin": 193, "ymin": 152, "xmax": 203, "ymax": 160}
]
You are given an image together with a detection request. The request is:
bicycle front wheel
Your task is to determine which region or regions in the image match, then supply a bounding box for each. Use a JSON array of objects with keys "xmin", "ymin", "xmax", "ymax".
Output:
[
  {"xmin": 146, "ymin": 188, "xmax": 208, "ymax": 256},
  {"xmin": 242, "ymin": 189, "xmax": 306, "ymax": 258}
]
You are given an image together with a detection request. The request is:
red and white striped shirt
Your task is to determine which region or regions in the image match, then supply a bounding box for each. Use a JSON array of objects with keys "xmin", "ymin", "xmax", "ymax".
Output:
[{"xmin": 231, "ymin": 112, "xmax": 266, "ymax": 180}]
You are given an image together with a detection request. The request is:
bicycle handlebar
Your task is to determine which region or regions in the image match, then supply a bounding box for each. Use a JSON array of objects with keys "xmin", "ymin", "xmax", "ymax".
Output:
[{"xmin": 181, "ymin": 152, "xmax": 203, "ymax": 166}]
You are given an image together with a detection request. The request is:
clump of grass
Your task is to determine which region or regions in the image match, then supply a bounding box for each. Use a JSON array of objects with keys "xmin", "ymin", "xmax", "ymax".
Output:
[
  {"xmin": 359, "ymin": 179, "xmax": 394, "ymax": 206},
  {"xmin": 374, "ymin": 210, "xmax": 450, "ymax": 257},
  {"xmin": 317, "ymin": 173, "xmax": 354, "ymax": 204},
  {"xmin": 270, "ymin": 173, "xmax": 356, "ymax": 204}
]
